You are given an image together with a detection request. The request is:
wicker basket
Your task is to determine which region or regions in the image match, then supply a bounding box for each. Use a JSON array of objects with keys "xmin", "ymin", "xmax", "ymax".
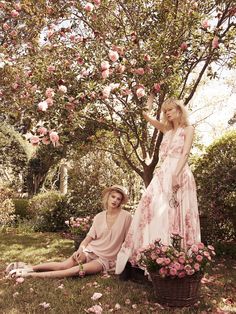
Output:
[{"xmin": 149, "ymin": 272, "xmax": 203, "ymax": 307}]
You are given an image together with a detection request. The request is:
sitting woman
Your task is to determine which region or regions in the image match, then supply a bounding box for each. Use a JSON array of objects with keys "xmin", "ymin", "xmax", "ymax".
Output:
[{"xmin": 6, "ymin": 185, "xmax": 132, "ymax": 279}]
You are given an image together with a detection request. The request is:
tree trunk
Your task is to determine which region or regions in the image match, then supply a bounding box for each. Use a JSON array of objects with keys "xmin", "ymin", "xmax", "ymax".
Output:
[{"xmin": 59, "ymin": 163, "xmax": 68, "ymax": 195}]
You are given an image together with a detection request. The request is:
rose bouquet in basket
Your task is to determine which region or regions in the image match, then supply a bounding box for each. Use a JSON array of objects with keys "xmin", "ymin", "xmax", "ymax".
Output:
[
  {"xmin": 136, "ymin": 234, "xmax": 216, "ymax": 279},
  {"xmin": 65, "ymin": 216, "xmax": 92, "ymax": 238}
]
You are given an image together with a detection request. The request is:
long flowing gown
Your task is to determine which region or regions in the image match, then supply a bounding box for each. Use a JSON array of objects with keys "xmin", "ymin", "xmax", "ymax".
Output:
[{"xmin": 115, "ymin": 127, "xmax": 201, "ymax": 274}]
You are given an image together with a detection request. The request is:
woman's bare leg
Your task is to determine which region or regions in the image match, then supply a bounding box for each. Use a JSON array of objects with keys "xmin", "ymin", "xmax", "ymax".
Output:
[
  {"xmin": 32, "ymin": 254, "xmax": 87, "ymax": 272},
  {"xmin": 26, "ymin": 260, "xmax": 103, "ymax": 279}
]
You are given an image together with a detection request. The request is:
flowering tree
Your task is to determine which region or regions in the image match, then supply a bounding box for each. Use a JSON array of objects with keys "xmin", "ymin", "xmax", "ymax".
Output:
[{"xmin": 0, "ymin": 0, "xmax": 235, "ymax": 186}]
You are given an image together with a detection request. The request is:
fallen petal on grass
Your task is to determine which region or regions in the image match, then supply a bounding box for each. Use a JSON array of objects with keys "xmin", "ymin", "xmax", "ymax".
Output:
[{"xmin": 91, "ymin": 292, "xmax": 103, "ymax": 301}]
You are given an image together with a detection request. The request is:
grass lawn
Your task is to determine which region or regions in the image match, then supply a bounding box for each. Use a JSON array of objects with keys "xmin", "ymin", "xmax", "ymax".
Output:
[{"xmin": 0, "ymin": 230, "xmax": 235, "ymax": 314}]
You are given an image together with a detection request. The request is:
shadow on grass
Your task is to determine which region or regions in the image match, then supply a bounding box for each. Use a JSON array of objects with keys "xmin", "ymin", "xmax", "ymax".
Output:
[{"xmin": 0, "ymin": 231, "xmax": 73, "ymax": 267}]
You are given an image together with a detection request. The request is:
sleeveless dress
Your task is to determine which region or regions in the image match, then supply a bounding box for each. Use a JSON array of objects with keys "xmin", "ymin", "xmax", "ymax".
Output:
[{"xmin": 115, "ymin": 127, "xmax": 201, "ymax": 274}]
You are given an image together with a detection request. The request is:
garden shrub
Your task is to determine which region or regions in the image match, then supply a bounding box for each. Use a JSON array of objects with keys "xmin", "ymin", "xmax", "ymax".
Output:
[
  {"xmin": 12, "ymin": 198, "xmax": 30, "ymax": 219},
  {"xmin": 0, "ymin": 187, "xmax": 16, "ymax": 227},
  {"xmin": 28, "ymin": 191, "xmax": 71, "ymax": 232},
  {"xmin": 193, "ymin": 130, "xmax": 236, "ymax": 245}
]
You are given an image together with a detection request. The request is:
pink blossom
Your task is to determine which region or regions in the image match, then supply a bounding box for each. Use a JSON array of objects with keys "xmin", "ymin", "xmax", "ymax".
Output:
[
  {"xmin": 173, "ymin": 262, "xmax": 181, "ymax": 270},
  {"xmin": 159, "ymin": 267, "xmax": 167, "ymax": 276},
  {"xmin": 201, "ymin": 20, "xmax": 210, "ymax": 29},
  {"xmin": 116, "ymin": 64, "xmax": 126, "ymax": 73},
  {"xmin": 207, "ymin": 245, "xmax": 215, "ymax": 251},
  {"xmin": 16, "ymin": 277, "xmax": 24, "ymax": 283},
  {"xmin": 70, "ymin": 34, "xmax": 75, "ymax": 41},
  {"xmin": 91, "ymin": 292, "xmax": 103, "ymax": 301},
  {"xmin": 212, "ymin": 36, "xmax": 219, "ymax": 49},
  {"xmin": 196, "ymin": 255, "xmax": 203, "ymax": 262},
  {"xmin": 12, "ymin": 83, "xmax": 19, "ymax": 90},
  {"xmin": 184, "ymin": 264, "xmax": 192, "ymax": 272},
  {"xmin": 77, "ymin": 56, "xmax": 84, "ymax": 64},
  {"xmin": 39, "ymin": 302, "xmax": 50, "ymax": 309},
  {"xmin": 49, "ymin": 131, "xmax": 59, "ymax": 144},
  {"xmin": 45, "ymin": 88, "xmax": 55, "ymax": 98},
  {"xmin": 38, "ymin": 101, "xmax": 48, "ymax": 112},
  {"xmin": 136, "ymin": 87, "xmax": 145, "ymax": 98},
  {"xmin": 186, "ymin": 269, "xmax": 195, "ymax": 276},
  {"xmin": 84, "ymin": 3, "xmax": 94, "ymax": 12},
  {"xmin": 108, "ymin": 50, "xmax": 119, "ymax": 62},
  {"xmin": 30, "ymin": 136, "xmax": 40, "ymax": 145},
  {"xmin": 144, "ymin": 54, "xmax": 151, "ymax": 61},
  {"xmin": 81, "ymin": 69, "xmax": 89, "ymax": 77},
  {"xmin": 10, "ymin": 30, "xmax": 17, "ymax": 37},
  {"xmin": 46, "ymin": 98, "xmax": 53, "ymax": 106},
  {"xmin": 153, "ymin": 83, "xmax": 161, "ymax": 93},
  {"xmin": 11, "ymin": 10, "xmax": 20, "ymax": 18},
  {"xmin": 101, "ymin": 61, "xmax": 110, "ymax": 71},
  {"xmin": 203, "ymin": 251, "xmax": 210, "ymax": 257},
  {"xmin": 93, "ymin": 0, "xmax": 101, "ymax": 5},
  {"xmin": 134, "ymin": 68, "xmax": 145, "ymax": 75},
  {"xmin": 47, "ymin": 65, "xmax": 55, "ymax": 73},
  {"xmin": 101, "ymin": 69, "xmax": 109, "ymax": 79},
  {"xmin": 3, "ymin": 23, "xmax": 10, "ymax": 31},
  {"xmin": 14, "ymin": 3, "xmax": 22, "ymax": 11},
  {"xmin": 37, "ymin": 127, "xmax": 48, "ymax": 136},
  {"xmin": 180, "ymin": 42, "xmax": 188, "ymax": 51},
  {"xmin": 58, "ymin": 85, "xmax": 67, "ymax": 93},
  {"xmin": 102, "ymin": 86, "xmax": 111, "ymax": 98},
  {"xmin": 87, "ymin": 304, "xmax": 103, "ymax": 314},
  {"xmin": 109, "ymin": 83, "xmax": 120, "ymax": 90}
]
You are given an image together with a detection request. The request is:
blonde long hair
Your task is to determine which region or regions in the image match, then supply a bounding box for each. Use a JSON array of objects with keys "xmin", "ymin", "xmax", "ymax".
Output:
[{"xmin": 161, "ymin": 98, "xmax": 190, "ymax": 130}]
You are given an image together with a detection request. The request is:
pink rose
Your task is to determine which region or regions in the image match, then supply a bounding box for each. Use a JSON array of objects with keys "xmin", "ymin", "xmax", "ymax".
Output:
[
  {"xmin": 30, "ymin": 136, "xmax": 40, "ymax": 145},
  {"xmin": 136, "ymin": 87, "xmax": 145, "ymax": 98},
  {"xmin": 196, "ymin": 255, "xmax": 203, "ymax": 262},
  {"xmin": 49, "ymin": 131, "xmax": 59, "ymax": 145},
  {"xmin": 101, "ymin": 61, "xmax": 110, "ymax": 71},
  {"xmin": 169, "ymin": 268, "xmax": 177, "ymax": 276},
  {"xmin": 164, "ymin": 258, "xmax": 171, "ymax": 265},
  {"xmin": 197, "ymin": 242, "xmax": 205, "ymax": 250},
  {"xmin": 58, "ymin": 85, "xmax": 67, "ymax": 93},
  {"xmin": 37, "ymin": 127, "xmax": 48, "ymax": 136},
  {"xmin": 108, "ymin": 50, "xmax": 119, "ymax": 62},
  {"xmin": 201, "ymin": 20, "xmax": 210, "ymax": 29},
  {"xmin": 178, "ymin": 271, "xmax": 186, "ymax": 278},
  {"xmin": 156, "ymin": 257, "xmax": 164, "ymax": 265},
  {"xmin": 203, "ymin": 251, "xmax": 210, "ymax": 257},
  {"xmin": 212, "ymin": 36, "xmax": 219, "ymax": 49},
  {"xmin": 159, "ymin": 267, "xmax": 167, "ymax": 276},
  {"xmin": 194, "ymin": 263, "xmax": 200, "ymax": 271},
  {"xmin": 191, "ymin": 244, "xmax": 199, "ymax": 253},
  {"xmin": 38, "ymin": 101, "xmax": 48, "ymax": 112},
  {"xmin": 11, "ymin": 10, "xmax": 20, "ymax": 18},
  {"xmin": 178, "ymin": 256, "xmax": 185, "ymax": 264},
  {"xmin": 84, "ymin": 3, "xmax": 94, "ymax": 12}
]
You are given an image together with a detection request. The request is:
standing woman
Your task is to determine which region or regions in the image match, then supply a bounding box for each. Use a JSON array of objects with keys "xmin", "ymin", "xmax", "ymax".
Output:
[
  {"xmin": 7, "ymin": 185, "xmax": 132, "ymax": 279},
  {"xmin": 116, "ymin": 94, "xmax": 201, "ymax": 274}
]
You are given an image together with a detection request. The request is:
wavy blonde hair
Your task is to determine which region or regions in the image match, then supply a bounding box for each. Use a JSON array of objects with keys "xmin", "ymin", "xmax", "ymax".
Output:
[{"xmin": 161, "ymin": 98, "xmax": 190, "ymax": 130}]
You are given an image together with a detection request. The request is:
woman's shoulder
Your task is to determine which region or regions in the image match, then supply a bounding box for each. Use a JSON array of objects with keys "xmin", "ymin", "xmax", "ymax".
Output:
[{"xmin": 121, "ymin": 209, "xmax": 132, "ymax": 218}]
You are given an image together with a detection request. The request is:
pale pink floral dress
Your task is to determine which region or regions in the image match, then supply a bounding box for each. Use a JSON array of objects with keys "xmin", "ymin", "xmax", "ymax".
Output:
[{"xmin": 115, "ymin": 127, "xmax": 201, "ymax": 274}]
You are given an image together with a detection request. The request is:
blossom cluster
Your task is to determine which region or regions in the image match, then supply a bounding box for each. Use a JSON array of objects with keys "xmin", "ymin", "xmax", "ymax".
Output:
[
  {"xmin": 136, "ymin": 237, "xmax": 215, "ymax": 279},
  {"xmin": 65, "ymin": 216, "xmax": 92, "ymax": 236}
]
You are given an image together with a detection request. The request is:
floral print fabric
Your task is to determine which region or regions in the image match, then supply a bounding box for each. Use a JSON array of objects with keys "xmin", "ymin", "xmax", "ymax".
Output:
[{"xmin": 115, "ymin": 127, "xmax": 201, "ymax": 274}]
